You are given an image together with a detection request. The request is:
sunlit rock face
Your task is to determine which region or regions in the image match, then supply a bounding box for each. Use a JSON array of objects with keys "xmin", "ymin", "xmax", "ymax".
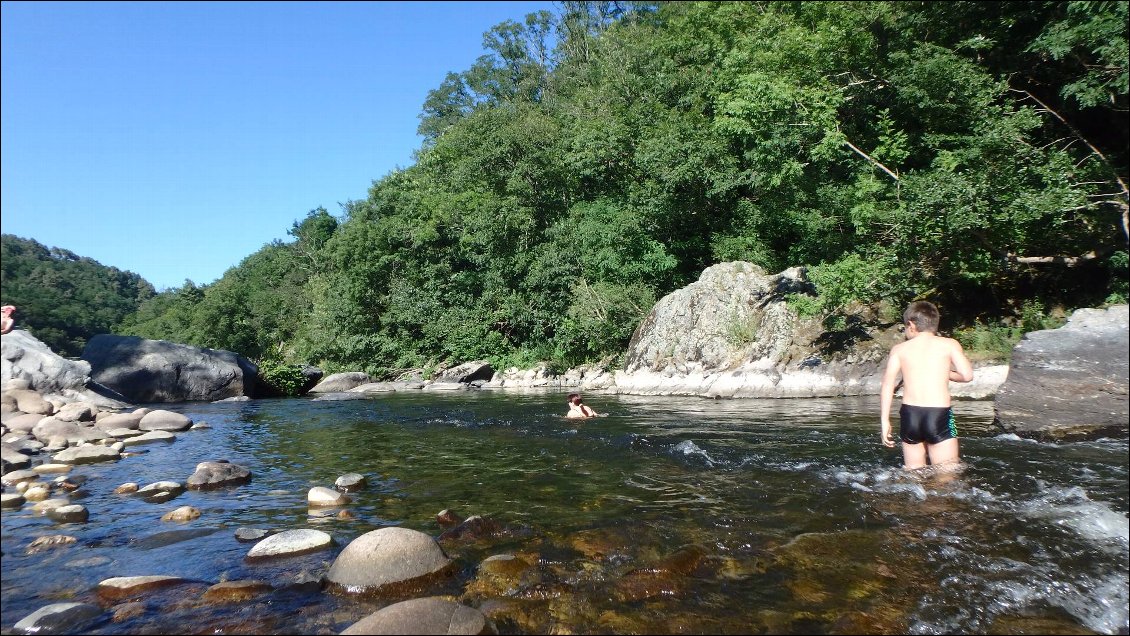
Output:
[{"xmin": 995, "ymin": 304, "xmax": 1129, "ymax": 440}]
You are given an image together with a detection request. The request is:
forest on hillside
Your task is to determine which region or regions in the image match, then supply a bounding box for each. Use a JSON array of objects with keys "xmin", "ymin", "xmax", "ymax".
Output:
[{"xmin": 4, "ymin": 1, "xmax": 1128, "ymax": 378}]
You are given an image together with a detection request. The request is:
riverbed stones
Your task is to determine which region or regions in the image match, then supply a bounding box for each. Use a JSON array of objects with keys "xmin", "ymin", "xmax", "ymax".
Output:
[
  {"xmin": 46, "ymin": 504, "xmax": 88, "ymax": 523},
  {"xmin": 341, "ymin": 597, "xmax": 495, "ymax": 635},
  {"xmin": 5, "ymin": 413, "xmax": 43, "ymax": 434},
  {"xmin": 325, "ymin": 527, "xmax": 453, "ymax": 596},
  {"xmin": 54, "ymin": 402, "xmax": 96, "ymax": 422},
  {"xmin": 94, "ymin": 412, "xmax": 143, "ymax": 431},
  {"xmin": 13, "ymin": 602, "xmax": 103, "ymax": 635},
  {"xmin": 234, "ymin": 527, "xmax": 272, "ymax": 542},
  {"xmin": 26, "ymin": 534, "xmax": 78, "ymax": 553},
  {"xmin": 246, "ymin": 528, "xmax": 333, "ymax": 559},
  {"xmin": 187, "ymin": 461, "xmax": 251, "ymax": 490},
  {"xmin": 435, "ymin": 360, "xmax": 495, "ymax": 385},
  {"xmin": 334, "ymin": 473, "xmax": 367, "ymax": 491},
  {"xmin": 33, "ymin": 463, "xmax": 73, "ymax": 474},
  {"xmin": 31, "ymin": 498, "xmax": 70, "ymax": 514},
  {"xmin": 161, "ymin": 506, "xmax": 201, "ymax": 522},
  {"xmin": 33, "ymin": 418, "xmax": 108, "ymax": 444},
  {"xmin": 308, "ymin": 486, "xmax": 350, "ymax": 507},
  {"xmin": 10, "ymin": 389, "xmax": 55, "ymax": 416},
  {"xmin": 201, "ymin": 580, "xmax": 272, "ymax": 603},
  {"xmin": 96, "ymin": 575, "xmax": 189, "ymax": 600},
  {"xmin": 114, "ymin": 482, "xmax": 139, "ymax": 494},
  {"xmin": 995, "ymin": 304, "xmax": 1129, "ymax": 440},
  {"xmin": 437, "ymin": 509, "xmax": 465, "ymax": 528},
  {"xmin": 52, "ymin": 445, "xmax": 120, "ymax": 465},
  {"xmin": 23, "ymin": 486, "xmax": 50, "ymax": 502},
  {"xmin": 138, "ymin": 410, "xmax": 192, "ymax": 432}
]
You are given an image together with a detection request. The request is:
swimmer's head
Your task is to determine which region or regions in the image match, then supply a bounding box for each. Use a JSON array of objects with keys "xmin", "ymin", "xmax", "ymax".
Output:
[{"xmin": 568, "ymin": 393, "xmax": 582, "ymax": 405}]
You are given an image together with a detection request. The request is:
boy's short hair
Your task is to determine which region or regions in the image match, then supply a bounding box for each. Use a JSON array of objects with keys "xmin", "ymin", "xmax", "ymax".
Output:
[
  {"xmin": 904, "ymin": 301, "xmax": 940, "ymax": 333},
  {"xmin": 568, "ymin": 393, "xmax": 580, "ymax": 403}
]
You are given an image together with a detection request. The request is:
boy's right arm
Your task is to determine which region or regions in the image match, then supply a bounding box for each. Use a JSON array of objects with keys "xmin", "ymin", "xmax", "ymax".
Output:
[{"xmin": 879, "ymin": 351, "xmax": 901, "ymax": 447}]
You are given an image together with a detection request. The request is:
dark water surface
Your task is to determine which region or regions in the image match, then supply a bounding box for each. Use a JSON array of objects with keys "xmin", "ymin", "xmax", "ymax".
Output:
[{"xmin": 2, "ymin": 391, "xmax": 1127, "ymax": 634}]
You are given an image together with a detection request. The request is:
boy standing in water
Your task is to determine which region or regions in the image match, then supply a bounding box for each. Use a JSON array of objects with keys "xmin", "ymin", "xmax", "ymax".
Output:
[{"xmin": 880, "ymin": 301, "xmax": 974, "ymax": 470}]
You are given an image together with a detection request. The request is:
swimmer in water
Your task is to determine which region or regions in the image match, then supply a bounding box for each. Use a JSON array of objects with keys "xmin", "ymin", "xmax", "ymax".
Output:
[
  {"xmin": 879, "ymin": 300, "xmax": 974, "ymax": 471},
  {"xmin": 0, "ymin": 305, "xmax": 14, "ymax": 335},
  {"xmin": 565, "ymin": 393, "xmax": 598, "ymax": 419}
]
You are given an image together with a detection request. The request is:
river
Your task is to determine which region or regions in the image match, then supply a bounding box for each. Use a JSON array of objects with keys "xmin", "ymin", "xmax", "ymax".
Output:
[{"xmin": 2, "ymin": 391, "xmax": 1127, "ymax": 634}]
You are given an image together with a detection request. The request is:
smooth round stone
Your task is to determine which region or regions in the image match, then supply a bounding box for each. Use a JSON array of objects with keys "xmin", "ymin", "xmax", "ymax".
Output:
[
  {"xmin": 308, "ymin": 486, "xmax": 350, "ymax": 507},
  {"xmin": 13, "ymin": 602, "xmax": 103, "ymax": 635},
  {"xmin": 190, "ymin": 421, "xmax": 212, "ymax": 430},
  {"xmin": 201, "ymin": 580, "xmax": 272, "ymax": 603},
  {"xmin": 246, "ymin": 529, "xmax": 333, "ymax": 560},
  {"xmin": 114, "ymin": 483, "xmax": 139, "ymax": 494},
  {"xmin": 161, "ymin": 506, "xmax": 201, "ymax": 522},
  {"xmin": 16, "ymin": 481, "xmax": 31, "ymax": 493},
  {"xmin": 33, "ymin": 463, "xmax": 73, "ymax": 474},
  {"xmin": 334, "ymin": 473, "xmax": 367, "ymax": 492},
  {"xmin": 138, "ymin": 410, "xmax": 192, "ymax": 432},
  {"xmin": 97, "ymin": 575, "xmax": 187, "ymax": 600},
  {"xmin": 107, "ymin": 428, "xmax": 143, "ymax": 438},
  {"xmin": 234, "ymin": 527, "xmax": 272, "ymax": 543},
  {"xmin": 32, "ymin": 498, "xmax": 70, "ymax": 514},
  {"xmin": 1, "ymin": 492, "xmax": 26, "ymax": 509},
  {"xmin": 186, "ymin": 461, "xmax": 251, "ymax": 490},
  {"xmin": 94, "ymin": 412, "xmax": 143, "ymax": 431},
  {"xmin": 325, "ymin": 527, "xmax": 453, "ymax": 595},
  {"xmin": 46, "ymin": 504, "xmax": 89, "ymax": 523},
  {"xmin": 52, "ymin": 445, "xmax": 120, "ymax": 465},
  {"xmin": 137, "ymin": 481, "xmax": 185, "ymax": 496},
  {"xmin": 340, "ymin": 597, "xmax": 492, "ymax": 635},
  {"xmin": 121, "ymin": 431, "xmax": 176, "ymax": 446},
  {"xmin": 23, "ymin": 486, "xmax": 51, "ymax": 502},
  {"xmin": 2, "ymin": 468, "xmax": 40, "ymax": 486}
]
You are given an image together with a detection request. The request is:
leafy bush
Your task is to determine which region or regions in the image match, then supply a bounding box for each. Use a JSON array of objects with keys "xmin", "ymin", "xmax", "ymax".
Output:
[{"xmin": 257, "ymin": 360, "xmax": 308, "ymax": 397}]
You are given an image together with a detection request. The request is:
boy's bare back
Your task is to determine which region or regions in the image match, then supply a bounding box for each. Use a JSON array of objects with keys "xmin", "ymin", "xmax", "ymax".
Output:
[{"xmin": 888, "ymin": 333, "xmax": 971, "ymax": 407}]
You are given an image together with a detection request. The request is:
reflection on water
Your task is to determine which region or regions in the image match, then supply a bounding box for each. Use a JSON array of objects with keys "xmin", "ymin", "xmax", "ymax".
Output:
[{"xmin": 2, "ymin": 392, "xmax": 1126, "ymax": 634}]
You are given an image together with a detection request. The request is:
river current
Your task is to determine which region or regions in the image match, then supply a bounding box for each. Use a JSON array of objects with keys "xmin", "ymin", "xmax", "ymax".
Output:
[{"xmin": 2, "ymin": 391, "xmax": 1127, "ymax": 634}]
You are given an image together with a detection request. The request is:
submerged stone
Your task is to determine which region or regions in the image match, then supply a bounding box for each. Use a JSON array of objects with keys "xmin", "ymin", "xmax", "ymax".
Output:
[
  {"xmin": 13, "ymin": 602, "xmax": 103, "ymax": 635},
  {"xmin": 341, "ymin": 597, "xmax": 494, "ymax": 635}
]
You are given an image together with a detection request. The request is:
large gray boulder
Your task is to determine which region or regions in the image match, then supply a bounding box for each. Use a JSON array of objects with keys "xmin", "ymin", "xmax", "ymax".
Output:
[
  {"xmin": 341, "ymin": 597, "xmax": 495, "ymax": 635},
  {"xmin": 325, "ymin": 527, "xmax": 453, "ymax": 596},
  {"xmin": 82, "ymin": 335, "xmax": 258, "ymax": 403},
  {"xmin": 616, "ymin": 262, "xmax": 899, "ymax": 398},
  {"xmin": 2, "ymin": 330, "xmax": 91, "ymax": 394},
  {"xmin": 994, "ymin": 305, "xmax": 1129, "ymax": 441},
  {"xmin": 186, "ymin": 461, "xmax": 251, "ymax": 490},
  {"xmin": 308, "ymin": 372, "xmax": 371, "ymax": 393},
  {"xmin": 435, "ymin": 361, "xmax": 494, "ymax": 384}
]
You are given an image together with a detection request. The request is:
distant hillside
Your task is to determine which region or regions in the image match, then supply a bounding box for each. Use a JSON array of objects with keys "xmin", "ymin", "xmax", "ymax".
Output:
[{"xmin": 0, "ymin": 233, "xmax": 156, "ymax": 357}]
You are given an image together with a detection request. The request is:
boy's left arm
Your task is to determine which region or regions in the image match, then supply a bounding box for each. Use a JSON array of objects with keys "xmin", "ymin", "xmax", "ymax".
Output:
[{"xmin": 949, "ymin": 339, "xmax": 974, "ymax": 383}]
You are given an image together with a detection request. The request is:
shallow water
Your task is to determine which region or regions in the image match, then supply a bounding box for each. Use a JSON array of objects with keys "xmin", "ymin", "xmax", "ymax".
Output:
[{"xmin": 2, "ymin": 391, "xmax": 1127, "ymax": 634}]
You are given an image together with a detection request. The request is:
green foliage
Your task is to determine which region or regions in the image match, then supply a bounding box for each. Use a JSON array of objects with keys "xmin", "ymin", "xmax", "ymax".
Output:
[
  {"xmin": 1, "ymin": 234, "xmax": 155, "ymax": 356},
  {"xmin": 256, "ymin": 359, "xmax": 307, "ymax": 397},
  {"xmin": 953, "ymin": 322, "xmax": 1024, "ymax": 362}
]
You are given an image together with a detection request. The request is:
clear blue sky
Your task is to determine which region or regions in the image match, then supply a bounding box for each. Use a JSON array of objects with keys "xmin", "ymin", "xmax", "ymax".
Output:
[{"xmin": 1, "ymin": 1, "xmax": 555, "ymax": 291}]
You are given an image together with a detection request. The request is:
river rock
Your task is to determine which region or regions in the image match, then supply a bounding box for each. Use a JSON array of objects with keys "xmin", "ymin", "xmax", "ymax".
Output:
[
  {"xmin": 81, "ymin": 334, "xmax": 258, "ymax": 403},
  {"xmin": 2, "ymin": 443, "xmax": 31, "ymax": 470},
  {"xmin": 438, "ymin": 515, "xmax": 504, "ymax": 543},
  {"xmin": 138, "ymin": 410, "xmax": 192, "ymax": 432},
  {"xmin": 161, "ymin": 506, "xmax": 201, "ymax": 522},
  {"xmin": 137, "ymin": 481, "xmax": 185, "ymax": 503},
  {"xmin": 32, "ymin": 498, "xmax": 70, "ymax": 514},
  {"xmin": 2, "ymin": 330, "xmax": 92, "ymax": 395},
  {"xmin": 121, "ymin": 430, "xmax": 176, "ymax": 446},
  {"xmin": 94, "ymin": 412, "xmax": 144, "ymax": 431},
  {"xmin": 12, "ymin": 602, "xmax": 103, "ymax": 635},
  {"xmin": 53, "ymin": 402, "xmax": 96, "ymax": 422},
  {"xmin": 5, "ymin": 413, "xmax": 44, "ymax": 434},
  {"xmin": 308, "ymin": 486, "xmax": 350, "ymax": 507},
  {"xmin": 32, "ymin": 418, "xmax": 108, "ymax": 444},
  {"xmin": 52, "ymin": 445, "xmax": 120, "ymax": 465},
  {"xmin": 114, "ymin": 482, "xmax": 139, "ymax": 494},
  {"xmin": 246, "ymin": 529, "xmax": 333, "ymax": 559},
  {"xmin": 46, "ymin": 504, "xmax": 88, "ymax": 523},
  {"xmin": 26, "ymin": 534, "xmax": 78, "ymax": 553},
  {"xmin": 349, "ymin": 381, "xmax": 426, "ymax": 393},
  {"xmin": 325, "ymin": 527, "xmax": 453, "ymax": 595},
  {"xmin": 33, "ymin": 463, "xmax": 73, "ymax": 474},
  {"xmin": 23, "ymin": 485, "xmax": 50, "ymax": 502},
  {"xmin": 437, "ymin": 509, "xmax": 465, "ymax": 528},
  {"xmin": 308, "ymin": 371, "xmax": 372, "ymax": 393},
  {"xmin": 435, "ymin": 361, "xmax": 495, "ymax": 384},
  {"xmin": 234, "ymin": 527, "xmax": 272, "ymax": 542},
  {"xmin": 995, "ymin": 305, "xmax": 1129, "ymax": 440},
  {"xmin": 2, "ymin": 468, "xmax": 39, "ymax": 486},
  {"xmin": 96, "ymin": 575, "xmax": 188, "ymax": 600},
  {"xmin": 201, "ymin": 580, "xmax": 272, "ymax": 603},
  {"xmin": 186, "ymin": 461, "xmax": 251, "ymax": 490},
  {"xmin": 12, "ymin": 392, "xmax": 54, "ymax": 416},
  {"xmin": 341, "ymin": 597, "xmax": 495, "ymax": 635},
  {"xmin": 334, "ymin": 473, "xmax": 367, "ymax": 491},
  {"xmin": 1, "ymin": 492, "xmax": 25, "ymax": 508}
]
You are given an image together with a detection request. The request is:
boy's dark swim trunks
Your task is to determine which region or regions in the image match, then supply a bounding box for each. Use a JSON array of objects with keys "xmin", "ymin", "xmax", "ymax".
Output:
[{"xmin": 899, "ymin": 404, "xmax": 957, "ymax": 444}]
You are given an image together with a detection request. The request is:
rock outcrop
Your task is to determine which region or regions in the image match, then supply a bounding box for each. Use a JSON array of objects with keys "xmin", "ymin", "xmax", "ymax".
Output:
[
  {"xmin": 994, "ymin": 304, "xmax": 1128, "ymax": 440},
  {"xmin": 612, "ymin": 263, "xmax": 891, "ymax": 397},
  {"xmin": 2, "ymin": 330, "xmax": 91, "ymax": 395},
  {"xmin": 82, "ymin": 335, "xmax": 258, "ymax": 403},
  {"xmin": 308, "ymin": 372, "xmax": 372, "ymax": 393}
]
